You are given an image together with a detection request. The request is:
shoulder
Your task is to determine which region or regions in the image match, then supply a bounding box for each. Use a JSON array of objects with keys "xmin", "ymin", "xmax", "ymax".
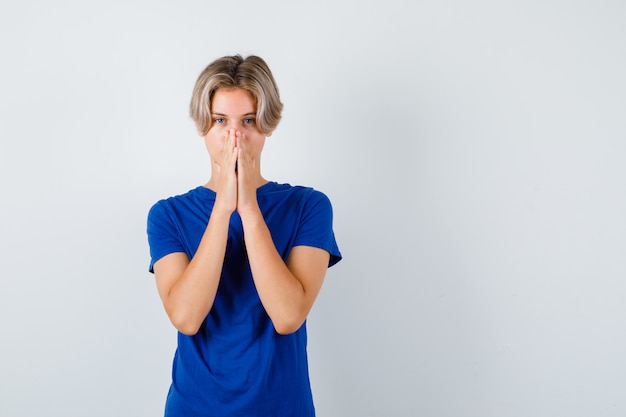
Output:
[
  {"xmin": 148, "ymin": 186, "xmax": 212, "ymax": 218},
  {"xmin": 261, "ymin": 182, "xmax": 335, "ymax": 224},
  {"xmin": 262, "ymin": 182, "xmax": 331, "ymax": 203}
]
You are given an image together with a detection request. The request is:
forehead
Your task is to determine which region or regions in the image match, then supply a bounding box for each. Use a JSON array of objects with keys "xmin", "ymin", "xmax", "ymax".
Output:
[{"xmin": 211, "ymin": 88, "xmax": 256, "ymax": 113}]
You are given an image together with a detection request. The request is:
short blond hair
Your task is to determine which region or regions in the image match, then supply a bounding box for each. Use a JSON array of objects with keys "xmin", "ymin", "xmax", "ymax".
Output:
[{"xmin": 190, "ymin": 55, "xmax": 283, "ymax": 135}]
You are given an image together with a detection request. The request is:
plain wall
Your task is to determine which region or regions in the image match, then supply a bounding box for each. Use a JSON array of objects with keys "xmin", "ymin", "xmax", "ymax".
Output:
[{"xmin": 1, "ymin": 0, "xmax": 625, "ymax": 416}]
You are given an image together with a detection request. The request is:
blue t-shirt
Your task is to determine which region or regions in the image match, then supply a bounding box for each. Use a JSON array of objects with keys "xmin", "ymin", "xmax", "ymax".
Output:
[{"xmin": 147, "ymin": 182, "xmax": 341, "ymax": 417}]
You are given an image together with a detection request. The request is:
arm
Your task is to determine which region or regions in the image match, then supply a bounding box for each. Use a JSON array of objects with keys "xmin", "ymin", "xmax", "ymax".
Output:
[
  {"xmin": 153, "ymin": 131, "xmax": 239, "ymax": 336},
  {"xmin": 241, "ymin": 210, "xmax": 331, "ymax": 335},
  {"xmin": 236, "ymin": 131, "xmax": 332, "ymax": 334},
  {"xmin": 153, "ymin": 208, "xmax": 232, "ymax": 336}
]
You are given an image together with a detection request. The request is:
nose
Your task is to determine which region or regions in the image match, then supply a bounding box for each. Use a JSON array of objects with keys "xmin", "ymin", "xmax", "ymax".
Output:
[
  {"xmin": 228, "ymin": 127, "xmax": 243, "ymax": 137},
  {"xmin": 223, "ymin": 128, "xmax": 244, "ymax": 143}
]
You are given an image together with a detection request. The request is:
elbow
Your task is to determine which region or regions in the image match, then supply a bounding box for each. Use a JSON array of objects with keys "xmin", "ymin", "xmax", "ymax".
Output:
[
  {"xmin": 272, "ymin": 316, "xmax": 306, "ymax": 335},
  {"xmin": 176, "ymin": 323, "xmax": 201, "ymax": 336},
  {"xmin": 169, "ymin": 311, "xmax": 203, "ymax": 336}
]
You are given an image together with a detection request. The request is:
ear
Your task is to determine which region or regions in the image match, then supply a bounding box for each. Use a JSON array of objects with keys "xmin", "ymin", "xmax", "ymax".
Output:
[{"xmin": 265, "ymin": 131, "xmax": 273, "ymax": 138}]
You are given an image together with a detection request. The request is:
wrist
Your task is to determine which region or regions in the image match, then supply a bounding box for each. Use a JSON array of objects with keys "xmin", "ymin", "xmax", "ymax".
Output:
[
  {"xmin": 212, "ymin": 201, "xmax": 236, "ymax": 217},
  {"xmin": 238, "ymin": 206, "xmax": 264, "ymax": 226}
]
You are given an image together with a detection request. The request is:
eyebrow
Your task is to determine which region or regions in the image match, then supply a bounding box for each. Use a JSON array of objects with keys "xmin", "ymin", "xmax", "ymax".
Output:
[{"xmin": 211, "ymin": 112, "xmax": 256, "ymax": 117}]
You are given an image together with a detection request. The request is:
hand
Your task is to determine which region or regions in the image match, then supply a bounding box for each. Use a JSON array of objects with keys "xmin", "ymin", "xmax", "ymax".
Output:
[
  {"xmin": 235, "ymin": 133, "xmax": 261, "ymax": 216},
  {"xmin": 213, "ymin": 129, "xmax": 239, "ymax": 214}
]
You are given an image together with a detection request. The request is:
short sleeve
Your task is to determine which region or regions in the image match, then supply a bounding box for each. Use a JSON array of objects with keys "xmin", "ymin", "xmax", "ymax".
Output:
[
  {"xmin": 147, "ymin": 200, "xmax": 186, "ymax": 273},
  {"xmin": 293, "ymin": 190, "xmax": 342, "ymax": 267}
]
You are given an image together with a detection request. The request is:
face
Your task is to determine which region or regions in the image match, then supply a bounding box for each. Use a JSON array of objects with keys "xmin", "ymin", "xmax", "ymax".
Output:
[{"xmin": 203, "ymin": 87, "xmax": 268, "ymax": 166}]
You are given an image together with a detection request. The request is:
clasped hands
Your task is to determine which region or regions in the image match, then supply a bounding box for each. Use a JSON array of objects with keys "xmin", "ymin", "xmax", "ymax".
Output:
[{"xmin": 214, "ymin": 128, "xmax": 261, "ymax": 216}]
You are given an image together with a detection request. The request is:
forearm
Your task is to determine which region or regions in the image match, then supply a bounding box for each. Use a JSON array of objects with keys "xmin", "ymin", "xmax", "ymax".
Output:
[
  {"xmin": 240, "ymin": 211, "xmax": 308, "ymax": 334},
  {"xmin": 163, "ymin": 209, "xmax": 231, "ymax": 335}
]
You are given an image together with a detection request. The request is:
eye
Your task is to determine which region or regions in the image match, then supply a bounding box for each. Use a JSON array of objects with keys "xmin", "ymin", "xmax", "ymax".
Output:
[
  {"xmin": 214, "ymin": 117, "xmax": 225, "ymax": 124},
  {"xmin": 244, "ymin": 118, "xmax": 255, "ymax": 125}
]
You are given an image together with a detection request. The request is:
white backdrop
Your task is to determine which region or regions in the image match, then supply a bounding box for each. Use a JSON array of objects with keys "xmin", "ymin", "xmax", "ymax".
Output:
[{"xmin": 1, "ymin": 1, "xmax": 625, "ymax": 416}]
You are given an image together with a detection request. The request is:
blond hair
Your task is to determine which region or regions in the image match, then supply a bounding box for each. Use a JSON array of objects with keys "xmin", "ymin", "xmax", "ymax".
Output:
[{"xmin": 190, "ymin": 55, "xmax": 283, "ymax": 135}]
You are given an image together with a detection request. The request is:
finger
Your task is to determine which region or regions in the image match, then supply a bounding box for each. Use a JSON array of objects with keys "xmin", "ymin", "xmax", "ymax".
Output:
[
  {"xmin": 235, "ymin": 131, "xmax": 244, "ymax": 150},
  {"xmin": 238, "ymin": 132, "xmax": 247, "ymax": 151},
  {"xmin": 227, "ymin": 131, "xmax": 239, "ymax": 162},
  {"xmin": 237, "ymin": 134, "xmax": 256, "ymax": 171}
]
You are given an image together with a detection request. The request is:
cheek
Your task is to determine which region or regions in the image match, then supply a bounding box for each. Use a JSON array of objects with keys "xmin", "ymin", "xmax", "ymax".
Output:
[
  {"xmin": 206, "ymin": 126, "xmax": 229, "ymax": 142},
  {"xmin": 247, "ymin": 138, "xmax": 266, "ymax": 154},
  {"xmin": 208, "ymin": 123, "xmax": 228, "ymax": 136},
  {"xmin": 204, "ymin": 134, "xmax": 224, "ymax": 155}
]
